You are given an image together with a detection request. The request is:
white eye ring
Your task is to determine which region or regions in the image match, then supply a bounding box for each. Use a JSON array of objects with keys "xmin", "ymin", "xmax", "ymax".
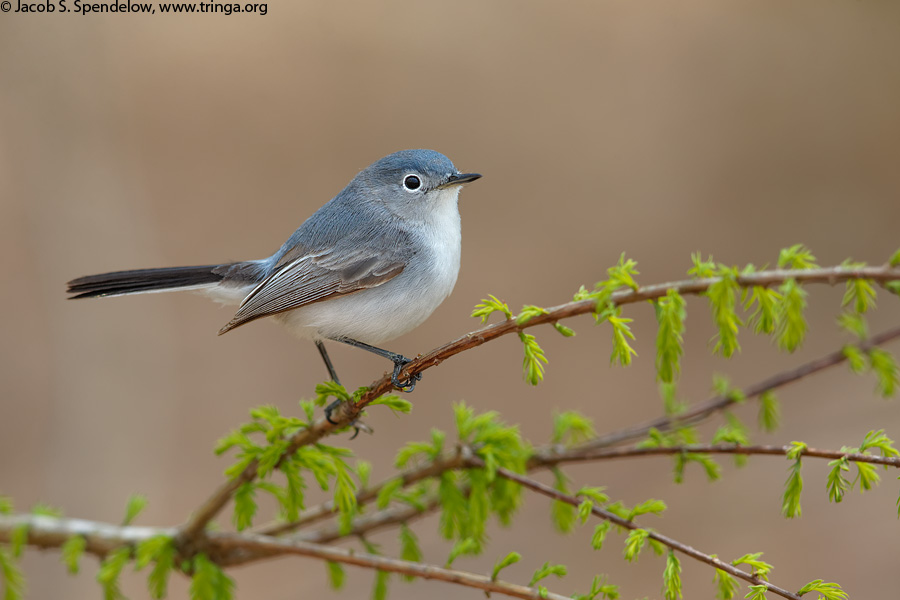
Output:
[{"xmin": 402, "ymin": 174, "xmax": 422, "ymax": 192}]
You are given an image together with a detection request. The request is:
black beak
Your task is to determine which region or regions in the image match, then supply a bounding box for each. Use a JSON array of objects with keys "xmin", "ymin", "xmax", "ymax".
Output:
[{"xmin": 436, "ymin": 172, "xmax": 482, "ymax": 189}]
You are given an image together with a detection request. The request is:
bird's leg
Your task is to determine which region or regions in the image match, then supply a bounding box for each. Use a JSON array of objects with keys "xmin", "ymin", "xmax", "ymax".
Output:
[
  {"xmin": 331, "ymin": 337, "xmax": 422, "ymax": 392},
  {"xmin": 317, "ymin": 341, "xmax": 368, "ymax": 438},
  {"xmin": 316, "ymin": 340, "xmax": 342, "ymax": 385}
]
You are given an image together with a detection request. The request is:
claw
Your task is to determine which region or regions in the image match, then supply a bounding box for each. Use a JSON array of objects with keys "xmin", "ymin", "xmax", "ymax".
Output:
[
  {"xmin": 391, "ymin": 359, "xmax": 422, "ymax": 392},
  {"xmin": 348, "ymin": 420, "xmax": 374, "ymax": 440},
  {"xmin": 324, "ymin": 399, "xmax": 343, "ymax": 425}
]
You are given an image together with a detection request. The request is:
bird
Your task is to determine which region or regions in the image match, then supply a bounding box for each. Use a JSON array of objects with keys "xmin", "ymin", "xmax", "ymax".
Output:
[{"xmin": 67, "ymin": 149, "xmax": 481, "ymax": 417}]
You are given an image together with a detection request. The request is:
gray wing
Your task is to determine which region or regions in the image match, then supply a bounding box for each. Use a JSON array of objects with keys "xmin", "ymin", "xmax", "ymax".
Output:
[{"xmin": 217, "ymin": 246, "xmax": 405, "ymax": 334}]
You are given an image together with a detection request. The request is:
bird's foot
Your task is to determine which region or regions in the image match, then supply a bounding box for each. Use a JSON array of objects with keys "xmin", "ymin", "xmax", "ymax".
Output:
[
  {"xmin": 324, "ymin": 399, "xmax": 373, "ymax": 439},
  {"xmin": 391, "ymin": 356, "xmax": 422, "ymax": 392}
]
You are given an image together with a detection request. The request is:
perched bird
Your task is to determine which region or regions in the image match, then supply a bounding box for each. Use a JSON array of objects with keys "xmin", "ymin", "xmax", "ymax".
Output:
[{"xmin": 68, "ymin": 149, "xmax": 481, "ymax": 413}]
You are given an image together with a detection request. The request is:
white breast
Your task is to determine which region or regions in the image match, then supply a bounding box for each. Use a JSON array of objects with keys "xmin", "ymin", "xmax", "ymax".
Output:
[{"xmin": 419, "ymin": 186, "xmax": 463, "ymax": 301}]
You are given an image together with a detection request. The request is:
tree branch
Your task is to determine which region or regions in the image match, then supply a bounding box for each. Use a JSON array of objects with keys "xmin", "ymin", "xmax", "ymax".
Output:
[
  {"xmin": 248, "ymin": 325, "xmax": 900, "ymax": 543},
  {"xmin": 179, "ymin": 266, "xmax": 900, "ymax": 555},
  {"xmin": 540, "ymin": 443, "xmax": 900, "ymax": 467},
  {"xmin": 372, "ymin": 266, "xmax": 900, "ymax": 412},
  {"xmin": 564, "ymin": 324, "xmax": 900, "ymax": 452},
  {"xmin": 0, "ymin": 515, "xmax": 569, "ymax": 600},
  {"xmin": 0, "ymin": 514, "xmax": 174, "ymax": 558},
  {"xmin": 212, "ymin": 531, "xmax": 572, "ymax": 600},
  {"xmin": 482, "ymin": 461, "xmax": 803, "ymax": 600}
]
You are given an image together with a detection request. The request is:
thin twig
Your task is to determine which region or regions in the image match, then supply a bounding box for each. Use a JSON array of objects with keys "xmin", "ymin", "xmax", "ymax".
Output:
[
  {"xmin": 482, "ymin": 461, "xmax": 802, "ymax": 600},
  {"xmin": 179, "ymin": 267, "xmax": 900, "ymax": 550},
  {"xmin": 541, "ymin": 443, "xmax": 900, "ymax": 467},
  {"xmin": 563, "ymin": 324, "xmax": 900, "ymax": 452},
  {"xmin": 222, "ymin": 501, "xmax": 441, "ymax": 568},
  {"xmin": 255, "ymin": 453, "xmax": 464, "ymax": 537},
  {"xmin": 295, "ymin": 499, "xmax": 439, "ymax": 546},
  {"xmin": 212, "ymin": 532, "xmax": 572, "ymax": 600}
]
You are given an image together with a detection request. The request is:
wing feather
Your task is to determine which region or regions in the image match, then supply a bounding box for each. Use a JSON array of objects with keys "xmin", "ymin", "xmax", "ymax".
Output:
[{"xmin": 218, "ymin": 247, "xmax": 405, "ymax": 334}]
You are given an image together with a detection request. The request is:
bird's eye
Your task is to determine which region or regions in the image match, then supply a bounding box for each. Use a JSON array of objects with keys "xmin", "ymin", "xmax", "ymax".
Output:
[{"xmin": 403, "ymin": 175, "xmax": 421, "ymax": 191}]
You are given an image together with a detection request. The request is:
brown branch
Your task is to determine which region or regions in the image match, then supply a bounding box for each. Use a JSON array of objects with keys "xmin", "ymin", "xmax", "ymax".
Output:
[
  {"xmin": 222, "ymin": 500, "xmax": 440, "ymax": 568},
  {"xmin": 0, "ymin": 515, "xmax": 569, "ymax": 600},
  {"xmin": 212, "ymin": 531, "xmax": 572, "ymax": 600},
  {"xmin": 483, "ymin": 460, "xmax": 803, "ymax": 600},
  {"xmin": 367, "ymin": 266, "xmax": 900, "ymax": 412},
  {"xmin": 299, "ymin": 501, "xmax": 437, "ymax": 544},
  {"xmin": 540, "ymin": 443, "xmax": 900, "ymax": 467},
  {"xmin": 179, "ymin": 266, "xmax": 900, "ymax": 550}
]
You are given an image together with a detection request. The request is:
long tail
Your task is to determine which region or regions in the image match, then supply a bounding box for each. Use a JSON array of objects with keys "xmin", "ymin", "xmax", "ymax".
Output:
[{"xmin": 67, "ymin": 265, "xmax": 228, "ymax": 299}]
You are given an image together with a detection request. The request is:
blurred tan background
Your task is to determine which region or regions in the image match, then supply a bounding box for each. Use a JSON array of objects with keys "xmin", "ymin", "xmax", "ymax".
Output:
[{"xmin": 2, "ymin": 1, "xmax": 900, "ymax": 598}]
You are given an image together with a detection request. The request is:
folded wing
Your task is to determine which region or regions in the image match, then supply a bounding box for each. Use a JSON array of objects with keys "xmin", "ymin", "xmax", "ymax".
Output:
[{"xmin": 218, "ymin": 246, "xmax": 405, "ymax": 335}]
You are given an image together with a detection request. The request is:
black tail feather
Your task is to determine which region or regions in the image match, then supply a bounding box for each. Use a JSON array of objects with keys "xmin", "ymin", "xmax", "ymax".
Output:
[{"xmin": 67, "ymin": 265, "xmax": 227, "ymax": 299}]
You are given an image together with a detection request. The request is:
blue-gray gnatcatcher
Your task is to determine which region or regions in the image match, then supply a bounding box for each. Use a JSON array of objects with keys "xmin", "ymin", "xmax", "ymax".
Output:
[{"xmin": 68, "ymin": 149, "xmax": 481, "ymax": 405}]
